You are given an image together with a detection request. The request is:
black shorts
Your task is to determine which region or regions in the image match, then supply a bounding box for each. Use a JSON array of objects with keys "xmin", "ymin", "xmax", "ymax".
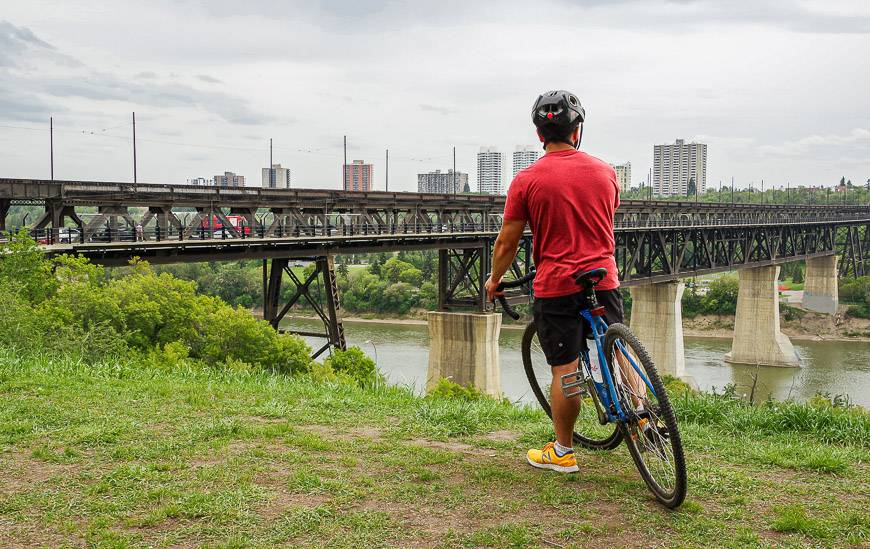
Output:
[{"xmin": 532, "ymin": 289, "xmax": 624, "ymax": 366}]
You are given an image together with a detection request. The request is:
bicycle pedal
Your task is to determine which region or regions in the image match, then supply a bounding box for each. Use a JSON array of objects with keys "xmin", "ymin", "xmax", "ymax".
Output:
[{"xmin": 560, "ymin": 371, "xmax": 588, "ymax": 399}]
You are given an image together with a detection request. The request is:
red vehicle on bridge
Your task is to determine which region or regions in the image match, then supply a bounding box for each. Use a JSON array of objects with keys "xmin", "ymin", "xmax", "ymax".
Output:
[{"xmin": 199, "ymin": 214, "xmax": 252, "ymax": 236}]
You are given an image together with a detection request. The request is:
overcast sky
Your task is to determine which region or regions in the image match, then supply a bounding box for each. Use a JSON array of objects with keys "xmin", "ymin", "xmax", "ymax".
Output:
[{"xmin": 1, "ymin": 0, "xmax": 869, "ymax": 192}]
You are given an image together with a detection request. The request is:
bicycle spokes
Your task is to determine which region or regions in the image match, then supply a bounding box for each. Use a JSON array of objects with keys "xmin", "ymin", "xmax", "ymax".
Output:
[{"xmin": 604, "ymin": 323, "xmax": 687, "ymax": 508}]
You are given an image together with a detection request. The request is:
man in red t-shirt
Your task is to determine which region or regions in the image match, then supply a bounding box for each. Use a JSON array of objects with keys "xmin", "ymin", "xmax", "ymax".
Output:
[{"xmin": 484, "ymin": 90, "xmax": 626, "ymax": 473}]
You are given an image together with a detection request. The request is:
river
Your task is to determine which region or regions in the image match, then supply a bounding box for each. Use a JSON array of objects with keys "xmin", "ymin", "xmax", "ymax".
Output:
[{"xmin": 283, "ymin": 318, "xmax": 870, "ymax": 407}]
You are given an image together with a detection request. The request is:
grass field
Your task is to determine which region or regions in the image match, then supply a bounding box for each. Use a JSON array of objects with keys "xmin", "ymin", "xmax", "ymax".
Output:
[{"xmin": 0, "ymin": 351, "xmax": 867, "ymax": 548}]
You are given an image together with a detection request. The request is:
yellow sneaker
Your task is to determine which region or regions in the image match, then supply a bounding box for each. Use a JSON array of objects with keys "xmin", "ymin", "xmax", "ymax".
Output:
[{"xmin": 526, "ymin": 442, "xmax": 579, "ymax": 473}]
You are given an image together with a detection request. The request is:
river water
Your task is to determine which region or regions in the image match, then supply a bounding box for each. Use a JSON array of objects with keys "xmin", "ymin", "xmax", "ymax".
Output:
[{"xmin": 283, "ymin": 318, "xmax": 870, "ymax": 407}]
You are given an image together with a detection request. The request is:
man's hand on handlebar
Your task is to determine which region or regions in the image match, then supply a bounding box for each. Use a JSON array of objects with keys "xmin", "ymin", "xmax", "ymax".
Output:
[{"xmin": 485, "ymin": 275, "xmax": 504, "ymax": 303}]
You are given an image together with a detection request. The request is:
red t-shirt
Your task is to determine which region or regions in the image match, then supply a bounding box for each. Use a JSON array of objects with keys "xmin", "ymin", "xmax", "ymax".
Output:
[{"xmin": 503, "ymin": 149, "xmax": 620, "ymax": 297}]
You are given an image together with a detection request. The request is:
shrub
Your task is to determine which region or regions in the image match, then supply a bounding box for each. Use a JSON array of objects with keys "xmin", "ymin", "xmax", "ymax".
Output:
[
  {"xmin": 428, "ymin": 378, "xmax": 488, "ymax": 401},
  {"xmin": 846, "ymin": 304, "xmax": 870, "ymax": 319},
  {"xmin": 700, "ymin": 275, "xmax": 739, "ymax": 315},
  {"xmin": 324, "ymin": 347, "xmax": 381, "ymax": 386},
  {"xmin": 840, "ymin": 276, "xmax": 870, "ymax": 304}
]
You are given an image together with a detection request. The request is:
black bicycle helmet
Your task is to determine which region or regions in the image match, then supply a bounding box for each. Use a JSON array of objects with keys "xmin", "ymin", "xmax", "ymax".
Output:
[{"xmin": 532, "ymin": 90, "xmax": 585, "ymax": 149}]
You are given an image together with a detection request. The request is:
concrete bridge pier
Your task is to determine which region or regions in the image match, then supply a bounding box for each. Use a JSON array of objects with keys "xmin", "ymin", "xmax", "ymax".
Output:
[
  {"xmin": 725, "ymin": 266, "xmax": 799, "ymax": 367},
  {"xmin": 802, "ymin": 255, "xmax": 839, "ymax": 314},
  {"xmin": 426, "ymin": 312, "xmax": 502, "ymax": 397},
  {"xmin": 629, "ymin": 282, "xmax": 687, "ymax": 380}
]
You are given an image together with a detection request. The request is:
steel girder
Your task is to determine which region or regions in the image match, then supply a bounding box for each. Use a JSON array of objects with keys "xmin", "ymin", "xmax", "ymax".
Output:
[
  {"xmin": 263, "ymin": 256, "xmax": 346, "ymax": 359},
  {"xmin": 616, "ymin": 223, "xmax": 839, "ymax": 285}
]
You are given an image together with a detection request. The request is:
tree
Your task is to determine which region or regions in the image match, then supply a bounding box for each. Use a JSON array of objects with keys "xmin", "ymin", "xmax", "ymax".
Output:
[
  {"xmin": 337, "ymin": 262, "xmax": 349, "ymax": 280},
  {"xmin": 687, "ymin": 177, "xmax": 696, "ymax": 198}
]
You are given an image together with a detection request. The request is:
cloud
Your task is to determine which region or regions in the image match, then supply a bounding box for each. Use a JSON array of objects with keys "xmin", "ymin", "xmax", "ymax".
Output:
[
  {"xmin": 0, "ymin": 21, "xmax": 270, "ymax": 126},
  {"xmin": 419, "ymin": 104, "xmax": 455, "ymax": 116},
  {"xmin": 196, "ymin": 74, "xmax": 222, "ymax": 84},
  {"xmin": 757, "ymin": 128, "xmax": 870, "ymax": 157},
  {"xmin": 0, "ymin": 19, "xmax": 81, "ymax": 67}
]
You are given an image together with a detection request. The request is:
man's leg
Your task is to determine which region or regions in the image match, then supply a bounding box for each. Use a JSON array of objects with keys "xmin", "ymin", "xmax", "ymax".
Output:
[{"xmin": 550, "ymin": 358, "xmax": 580, "ymax": 447}]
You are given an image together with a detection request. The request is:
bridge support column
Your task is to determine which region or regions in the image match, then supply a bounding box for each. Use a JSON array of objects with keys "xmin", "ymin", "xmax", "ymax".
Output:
[
  {"xmin": 426, "ymin": 311, "xmax": 501, "ymax": 397},
  {"xmin": 629, "ymin": 282, "xmax": 686, "ymax": 379},
  {"xmin": 725, "ymin": 266, "xmax": 799, "ymax": 367},
  {"xmin": 802, "ymin": 256, "xmax": 838, "ymax": 314}
]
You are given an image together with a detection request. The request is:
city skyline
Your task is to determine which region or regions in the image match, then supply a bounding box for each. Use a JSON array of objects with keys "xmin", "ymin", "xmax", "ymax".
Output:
[{"xmin": 0, "ymin": 2, "xmax": 868, "ymax": 191}]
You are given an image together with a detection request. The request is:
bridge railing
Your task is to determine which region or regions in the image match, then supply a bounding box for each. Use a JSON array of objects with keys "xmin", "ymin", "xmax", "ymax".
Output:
[{"xmin": 3, "ymin": 212, "xmax": 869, "ymax": 246}]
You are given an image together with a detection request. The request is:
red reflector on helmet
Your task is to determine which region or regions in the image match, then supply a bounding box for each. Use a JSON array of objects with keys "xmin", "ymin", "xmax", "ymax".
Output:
[
  {"xmin": 547, "ymin": 112, "xmax": 554, "ymax": 119},
  {"xmin": 591, "ymin": 306, "xmax": 606, "ymax": 317}
]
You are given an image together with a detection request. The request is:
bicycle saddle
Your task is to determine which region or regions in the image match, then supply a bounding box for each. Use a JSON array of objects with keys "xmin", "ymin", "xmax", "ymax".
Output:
[{"xmin": 573, "ymin": 267, "xmax": 608, "ymax": 290}]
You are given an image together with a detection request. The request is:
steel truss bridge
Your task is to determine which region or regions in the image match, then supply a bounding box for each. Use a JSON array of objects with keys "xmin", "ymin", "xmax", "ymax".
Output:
[{"xmin": 3, "ymin": 178, "xmax": 870, "ymax": 357}]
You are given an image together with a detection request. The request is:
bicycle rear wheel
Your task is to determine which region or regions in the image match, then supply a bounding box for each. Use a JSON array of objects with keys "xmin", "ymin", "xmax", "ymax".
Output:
[
  {"xmin": 521, "ymin": 322, "xmax": 622, "ymax": 451},
  {"xmin": 603, "ymin": 323, "xmax": 687, "ymax": 508}
]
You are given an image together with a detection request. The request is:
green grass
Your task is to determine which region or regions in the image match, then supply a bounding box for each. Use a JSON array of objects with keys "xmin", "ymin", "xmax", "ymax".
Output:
[{"xmin": 0, "ymin": 351, "xmax": 867, "ymax": 547}]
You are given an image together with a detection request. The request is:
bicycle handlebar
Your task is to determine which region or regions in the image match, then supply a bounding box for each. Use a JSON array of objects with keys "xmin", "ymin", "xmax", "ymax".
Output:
[{"xmin": 493, "ymin": 270, "xmax": 536, "ymax": 320}]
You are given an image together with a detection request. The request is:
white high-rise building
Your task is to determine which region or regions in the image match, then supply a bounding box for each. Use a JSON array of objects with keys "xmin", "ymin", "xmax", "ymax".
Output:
[
  {"xmin": 187, "ymin": 177, "xmax": 213, "ymax": 186},
  {"xmin": 417, "ymin": 169, "xmax": 469, "ymax": 194},
  {"xmin": 477, "ymin": 147, "xmax": 504, "ymax": 195},
  {"xmin": 512, "ymin": 146, "xmax": 540, "ymax": 178},
  {"xmin": 262, "ymin": 163, "xmax": 291, "ymax": 189},
  {"xmin": 653, "ymin": 139, "xmax": 707, "ymax": 197},
  {"xmin": 610, "ymin": 162, "xmax": 632, "ymax": 193}
]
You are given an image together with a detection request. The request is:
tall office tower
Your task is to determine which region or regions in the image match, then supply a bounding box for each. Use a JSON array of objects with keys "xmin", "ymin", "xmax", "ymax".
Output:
[
  {"xmin": 610, "ymin": 162, "xmax": 632, "ymax": 193},
  {"xmin": 261, "ymin": 163, "xmax": 291, "ymax": 189},
  {"xmin": 187, "ymin": 177, "xmax": 213, "ymax": 186},
  {"xmin": 214, "ymin": 171, "xmax": 245, "ymax": 188},
  {"xmin": 477, "ymin": 147, "xmax": 504, "ymax": 194},
  {"xmin": 343, "ymin": 160, "xmax": 374, "ymax": 192},
  {"xmin": 653, "ymin": 139, "xmax": 708, "ymax": 197},
  {"xmin": 512, "ymin": 146, "xmax": 540, "ymax": 178},
  {"xmin": 417, "ymin": 169, "xmax": 469, "ymax": 194}
]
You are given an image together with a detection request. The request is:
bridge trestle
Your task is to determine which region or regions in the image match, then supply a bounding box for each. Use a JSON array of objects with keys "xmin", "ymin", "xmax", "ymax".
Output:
[{"xmin": 263, "ymin": 255, "xmax": 346, "ymax": 360}]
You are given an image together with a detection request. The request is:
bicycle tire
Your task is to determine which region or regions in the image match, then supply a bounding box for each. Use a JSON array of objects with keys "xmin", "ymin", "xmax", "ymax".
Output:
[
  {"xmin": 603, "ymin": 323, "xmax": 687, "ymax": 508},
  {"xmin": 521, "ymin": 322, "xmax": 623, "ymax": 451}
]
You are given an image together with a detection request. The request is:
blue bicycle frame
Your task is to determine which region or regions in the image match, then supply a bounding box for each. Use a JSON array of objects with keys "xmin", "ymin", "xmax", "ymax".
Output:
[{"xmin": 580, "ymin": 309, "xmax": 658, "ymax": 424}]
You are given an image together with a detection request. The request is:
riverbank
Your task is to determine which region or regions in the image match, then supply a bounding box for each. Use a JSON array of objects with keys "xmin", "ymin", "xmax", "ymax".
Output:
[
  {"xmin": 272, "ymin": 310, "xmax": 870, "ymax": 343},
  {"xmin": 0, "ymin": 352, "xmax": 866, "ymax": 547}
]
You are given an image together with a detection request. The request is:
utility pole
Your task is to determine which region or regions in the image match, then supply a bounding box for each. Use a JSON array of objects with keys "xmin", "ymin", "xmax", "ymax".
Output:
[
  {"xmin": 731, "ymin": 176, "xmax": 735, "ymax": 204},
  {"xmin": 385, "ymin": 149, "xmax": 389, "ymax": 192},
  {"xmin": 787, "ymin": 181, "xmax": 790, "ymax": 204},
  {"xmin": 453, "ymin": 146, "xmax": 458, "ymax": 195},
  {"xmin": 343, "ymin": 135, "xmax": 347, "ymax": 191},
  {"xmin": 648, "ymin": 168, "xmax": 653, "ymax": 200},
  {"xmin": 761, "ymin": 179, "xmax": 764, "ymax": 205},
  {"xmin": 132, "ymin": 112, "xmax": 138, "ymax": 183},
  {"xmin": 49, "ymin": 116, "xmax": 54, "ymax": 181}
]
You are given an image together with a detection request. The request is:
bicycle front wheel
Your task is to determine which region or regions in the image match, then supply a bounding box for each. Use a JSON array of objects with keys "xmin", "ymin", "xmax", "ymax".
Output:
[
  {"xmin": 603, "ymin": 323, "xmax": 687, "ymax": 508},
  {"xmin": 521, "ymin": 322, "xmax": 622, "ymax": 451}
]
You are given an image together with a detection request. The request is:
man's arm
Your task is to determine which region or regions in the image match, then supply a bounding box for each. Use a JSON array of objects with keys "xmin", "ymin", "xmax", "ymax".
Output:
[{"xmin": 484, "ymin": 218, "xmax": 526, "ymax": 302}]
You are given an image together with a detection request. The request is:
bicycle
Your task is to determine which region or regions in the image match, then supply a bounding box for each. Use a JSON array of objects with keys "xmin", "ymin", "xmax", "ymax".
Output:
[{"xmin": 495, "ymin": 268, "xmax": 687, "ymax": 508}]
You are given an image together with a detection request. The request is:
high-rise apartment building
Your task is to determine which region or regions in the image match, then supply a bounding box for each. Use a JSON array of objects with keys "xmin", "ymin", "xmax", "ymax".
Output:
[
  {"xmin": 477, "ymin": 147, "xmax": 504, "ymax": 195},
  {"xmin": 610, "ymin": 162, "xmax": 632, "ymax": 193},
  {"xmin": 261, "ymin": 163, "xmax": 291, "ymax": 189},
  {"xmin": 512, "ymin": 146, "xmax": 540, "ymax": 178},
  {"xmin": 653, "ymin": 139, "xmax": 707, "ymax": 197},
  {"xmin": 214, "ymin": 171, "xmax": 245, "ymax": 188},
  {"xmin": 343, "ymin": 160, "xmax": 373, "ymax": 192},
  {"xmin": 417, "ymin": 169, "xmax": 469, "ymax": 194},
  {"xmin": 187, "ymin": 177, "xmax": 213, "ymax": 186}
]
